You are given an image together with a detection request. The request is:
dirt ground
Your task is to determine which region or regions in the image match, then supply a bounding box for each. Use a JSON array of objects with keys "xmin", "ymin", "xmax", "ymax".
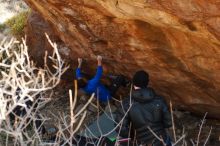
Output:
[{"xmin": 40, "ymin": 81, "xmax": 220, "ymax": 146}]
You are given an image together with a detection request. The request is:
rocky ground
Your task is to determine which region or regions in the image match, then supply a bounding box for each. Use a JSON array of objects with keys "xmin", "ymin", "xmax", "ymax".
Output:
[{"xmin": 41, "ymin": 82, "xmax": 220, "ymax": 146}]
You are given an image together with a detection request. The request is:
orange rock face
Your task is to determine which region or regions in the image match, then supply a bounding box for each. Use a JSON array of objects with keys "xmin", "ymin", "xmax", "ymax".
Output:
[{"xmin": 24, "ymin": 0, "xmax": 220, "ymax": 118}]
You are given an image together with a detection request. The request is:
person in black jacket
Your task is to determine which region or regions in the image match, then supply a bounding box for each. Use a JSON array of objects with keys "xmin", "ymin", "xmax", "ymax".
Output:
[{"xmin": 115, "ymin": 70, "xmax": 172, "ymax": 146}]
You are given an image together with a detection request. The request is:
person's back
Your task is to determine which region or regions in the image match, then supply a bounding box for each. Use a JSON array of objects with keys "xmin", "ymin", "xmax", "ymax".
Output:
[
  {"xmin": 129, "ymin": 87, "xmax": 171, "ymax": 145},
  {"xmin": 116, "ymin": 70, "xmax": 172, "ymax": 146}
]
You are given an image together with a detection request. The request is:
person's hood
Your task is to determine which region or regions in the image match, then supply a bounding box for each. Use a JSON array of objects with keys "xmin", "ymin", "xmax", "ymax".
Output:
[{"xmin": 132, "ymin": 87, "xmax": 156, "ymax": 103}]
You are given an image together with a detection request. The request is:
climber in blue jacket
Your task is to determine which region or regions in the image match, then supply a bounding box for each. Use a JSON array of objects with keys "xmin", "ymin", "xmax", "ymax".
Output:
[{"xmin": 75, "ymin": 55, "xmax": 129, "ymax": 102}]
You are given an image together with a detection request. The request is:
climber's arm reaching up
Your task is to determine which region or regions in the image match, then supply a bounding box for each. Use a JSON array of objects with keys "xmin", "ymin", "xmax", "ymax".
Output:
[{"xmin": 76, "ymin": 58, "xmax": 83, "ymax": 79}]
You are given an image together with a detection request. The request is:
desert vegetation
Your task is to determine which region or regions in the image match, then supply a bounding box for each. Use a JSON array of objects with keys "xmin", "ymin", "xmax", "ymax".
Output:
[
  {"xmin": 3, "ymin": 10, "xmax": 30, "ymax": 37},
  {"xmin": 0, "ymin": 34, "xmax": 68, "ymax": 145}
]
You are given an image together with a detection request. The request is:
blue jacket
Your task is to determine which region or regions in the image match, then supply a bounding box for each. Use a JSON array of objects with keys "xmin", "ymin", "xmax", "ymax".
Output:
[{"xmin": 76, "ymin": 66, "xmax": 111, "ymax": 102}]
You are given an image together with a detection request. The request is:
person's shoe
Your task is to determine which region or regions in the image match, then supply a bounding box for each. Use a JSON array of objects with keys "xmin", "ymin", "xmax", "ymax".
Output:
[{"xmin": 112, "ymin": 75, "xmax": 130, "ymax": 87}]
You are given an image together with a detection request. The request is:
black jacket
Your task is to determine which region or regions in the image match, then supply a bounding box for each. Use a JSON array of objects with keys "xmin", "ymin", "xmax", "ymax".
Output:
[{"xmin": 115, "ymin": 87, "xmax": 172, "ymax": 145}]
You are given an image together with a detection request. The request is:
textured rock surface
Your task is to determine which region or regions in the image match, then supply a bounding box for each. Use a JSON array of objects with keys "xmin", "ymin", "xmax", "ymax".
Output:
[{"xmin": 24, "ymin": 0, "xmax": 220, "ymax": 118}]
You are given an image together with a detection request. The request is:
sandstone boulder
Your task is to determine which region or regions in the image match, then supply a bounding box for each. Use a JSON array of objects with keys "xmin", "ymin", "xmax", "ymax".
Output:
[{"xmin": 24, "ymin": 0, "xmax": 220, "ymax": 118}]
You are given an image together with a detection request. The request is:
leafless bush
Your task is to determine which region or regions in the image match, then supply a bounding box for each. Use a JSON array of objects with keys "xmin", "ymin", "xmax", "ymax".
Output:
[
  {"xmin": 0, "ymin": 34, "xmax": 68, "ymax": 145},
  {"xmin": 55, "ymin": 87, "xmax": 213, "ymax": 146},
  {"xmin": 46, "ymin": 81, "xmax": 132, "ymax": 146},
  {"xmin": 87, "ymin": 96, "xmax": 213, "ymax": 146},
  {"xmin": 0, "ymin": 34, "xmax": 131, "ymax": 146},
  {"xmin": 145, "ymin": 102, "xmax": 213, "ymax": 146}
]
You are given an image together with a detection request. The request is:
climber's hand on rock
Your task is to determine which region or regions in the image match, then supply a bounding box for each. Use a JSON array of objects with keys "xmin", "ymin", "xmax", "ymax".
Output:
[
  {"xmin": 97, "ymin": 55, "xmax": 102, "ymax": 66},
  {"xmin": 78, "ymin": 58, "xmax": 83, "ymax": 68}
]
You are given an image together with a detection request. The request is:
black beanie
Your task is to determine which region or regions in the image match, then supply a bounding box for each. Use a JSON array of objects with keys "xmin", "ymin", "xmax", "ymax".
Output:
[{"xmin": 132, "ymin": 70, "xmax": 149, "ymax": 88}]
